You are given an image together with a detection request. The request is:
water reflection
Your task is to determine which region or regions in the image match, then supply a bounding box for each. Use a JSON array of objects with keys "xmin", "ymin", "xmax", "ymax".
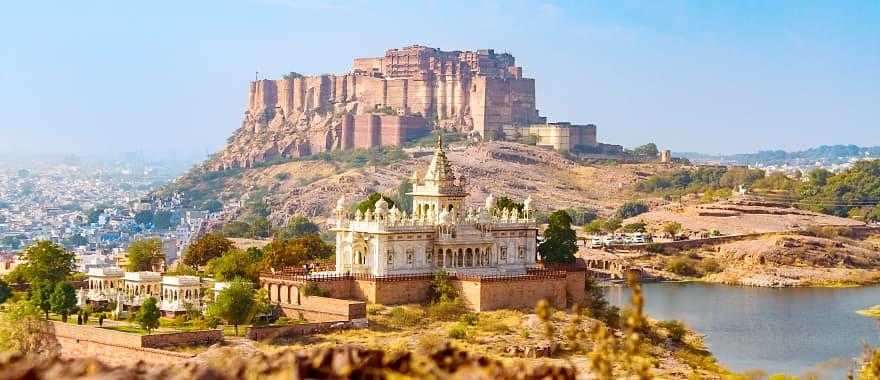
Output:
[{"xmin": 604, "ymin": 283, "xmax": 880, "ymax": 377}]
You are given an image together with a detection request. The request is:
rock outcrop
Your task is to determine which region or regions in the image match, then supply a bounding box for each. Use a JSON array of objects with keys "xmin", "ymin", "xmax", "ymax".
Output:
[{"xmin": 210, "ymin": 45, "xmax": 545, "ymax": 170}]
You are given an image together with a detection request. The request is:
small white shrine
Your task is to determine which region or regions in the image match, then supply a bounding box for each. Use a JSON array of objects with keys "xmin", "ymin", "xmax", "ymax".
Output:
[
  {"xmin": 159, "ymin": 275, "xmax": 205, "ymax": 314},
  {"xmin": 86, "ymin": 267, "xmax": 124, "ymax": 303},
  {"xmin": 122, "ymin": 271, "xmax": 162, "ymax": 307}
]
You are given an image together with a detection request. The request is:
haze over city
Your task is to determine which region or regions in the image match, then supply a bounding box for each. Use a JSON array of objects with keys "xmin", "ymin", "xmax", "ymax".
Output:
[{"xmin": 1, "ymin": 0, "xmax": 877, "ymax": 156}]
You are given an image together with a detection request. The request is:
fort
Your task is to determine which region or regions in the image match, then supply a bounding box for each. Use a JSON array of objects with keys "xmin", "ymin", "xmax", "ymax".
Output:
[{"xmin": 212, "ymin": 45, "xmax": 616, "ymax": 170}]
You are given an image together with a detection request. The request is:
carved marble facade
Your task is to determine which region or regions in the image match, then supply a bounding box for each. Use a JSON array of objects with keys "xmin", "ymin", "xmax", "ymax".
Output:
[{"xmin": 332, "ymin": 137, "xmax": 538, "ymax": 276}]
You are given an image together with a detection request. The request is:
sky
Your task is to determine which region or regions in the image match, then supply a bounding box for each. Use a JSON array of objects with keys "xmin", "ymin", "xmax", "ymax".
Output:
[{"xmin": 0, "ymin": 0, "xmax": 877, "ymax": 156}]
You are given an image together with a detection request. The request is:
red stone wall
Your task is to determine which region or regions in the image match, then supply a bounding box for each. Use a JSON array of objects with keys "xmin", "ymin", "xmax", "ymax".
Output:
[
  {"xmin": 474, "ymin": 277, "xmax": 567, "ymax": 311},
  {"xmin": 246, "ymin": 320, "xmax": 354, "ymax": 341},
  {"xmin": 372, "ymin": 278, "xmax": 432, "ymax": 305}
]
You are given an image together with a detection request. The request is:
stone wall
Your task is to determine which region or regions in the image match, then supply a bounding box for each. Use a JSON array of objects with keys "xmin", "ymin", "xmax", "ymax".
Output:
[
  {"xmin": 246, "ymin": 320, "xmax": 354, "ymax": 341},
  {"xmin": 141, "ymin": 330, "xmax": 223, "ymax": 349},
  {"xmin": 49, "ymin": 322, "xmax": 199, "ymax": 366},
  {"xmin": 372, "ymin": 277, "xmax": 432, "ymax": 305},
  {"xmin": 262, "ymin": 269, "xmax": 580, "ymax": 312}
]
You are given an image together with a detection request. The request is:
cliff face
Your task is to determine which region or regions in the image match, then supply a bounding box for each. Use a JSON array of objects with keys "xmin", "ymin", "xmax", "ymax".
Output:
[{"xmin": 209, "ymin": 45, "xmax": 544, "ymax": 170}]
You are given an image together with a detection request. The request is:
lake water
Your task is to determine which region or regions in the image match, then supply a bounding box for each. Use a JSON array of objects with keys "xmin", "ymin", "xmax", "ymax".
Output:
[{"xmin": 604, "ymin": 283, "xmax": 880, "ymax": 378}]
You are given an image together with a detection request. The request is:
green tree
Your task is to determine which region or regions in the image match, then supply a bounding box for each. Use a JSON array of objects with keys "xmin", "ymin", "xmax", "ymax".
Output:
[
  {"xmin": 495, "ymin": 196, "xmax": 524, "ymax": 212},
  {"xmin": 136, "ymin": 297, "xmax": 161, "ymax": 333},
  {"xmin": 538, "ymin": 210, "xmax": 578, "ymax": 264},
  {"xmin": 126, "ymin": 238, "xmax": 163, "ymax": 272},
  {"xmin": 30, "ymin": 281, "xmax": 53, "ymax": 319},
  {"xmin": 631, "ymin": 143, "xmax": 659, "ymax": 157},
  {"xmin": 807, "ymin": 168, "xmax": 833, "ymax": 186},
  {"xmin": 182, "ymin": 233, "xmax": 234, "ymax": 269},
  {"xmin": 261, "ymin": 234, "xmax": 334, "ymax": 270},
  {"xmin": 427, "ymin": 269, "xmax": 457, "ymax": 303},
  {"xmin": 278, "ymin": 215, "xmax": 320, "ymax": 240},
  {"xmin": 221, "ymin": 221, "xmax": 252, "ymax": 238},
  {"xmin": 602, "ymin": 218, "xmax": 622, "ymax": 234},
  {"xmin": 0, "ymin": 300, "xmax": 57, "ymax": 355},
  {"xmin": 248, "ymin": 216, "xmax": 271, "ymax": 238},
  {"xmin": 356, "ymin": 192, "xmax": 395, "ymax": 213},
  {"xmin": 662, "ymin": 221, "xmax": 683, "ymax": 238},
  {"xmin": 206, "ymin": 249, "xmax": 262, "ymax": 283},
  {"xmin": 0, "ymin": 279, "xmax": 11, "ymax": 305},
  {"xmin": 49, "ymin": 282, "xmax": 77, "ymax": 322},
  {"xmin": 584, "ymin": 219, "xmax": 605, "ymax": 235},
  {"xmin": 206, "ymin": 279, "xmax": 257, "ymax": 336},
  {"xmin": 868, "ymin": 206, "xmax": 880, "ymax": 223},
  {"xmin": 394, "ymin": 180, "xmax": 413, "ymax": 213},
  {"xmin": 621, "ymin": 222, "xmax": 647, "ymax": 233},
  {"xmin": 17, "ymin": 240, "xmax": 75, "ymax": 284},
  {"xmin": 615, "ymin": 201, "xmax": 649, "ymax": 219}
]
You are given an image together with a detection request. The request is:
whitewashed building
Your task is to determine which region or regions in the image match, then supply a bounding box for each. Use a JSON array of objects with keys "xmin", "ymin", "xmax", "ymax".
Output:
[
  {"xmin": 122, "ymin": 271, "xmax": 162, "ymax": 307},
  {"xmin": 160, "ymin": 275, "xmax": 205, "ymax": 314},
  {"xmin": 86, "ymin": 267, "xmax": 124, "ymax": 302},
  {"xmin": 332, "ymin": 137, "xmax": 538, "ymax": 276}
]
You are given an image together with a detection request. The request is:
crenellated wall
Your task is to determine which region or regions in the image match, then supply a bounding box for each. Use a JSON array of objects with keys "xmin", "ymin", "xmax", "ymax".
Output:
[{"xmin": 214, "ymin": 45, "xmax": 546, "ymax": 170}]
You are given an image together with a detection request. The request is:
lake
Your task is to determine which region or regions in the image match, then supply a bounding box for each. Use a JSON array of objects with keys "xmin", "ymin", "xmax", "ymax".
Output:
[{"xmin": 604, "ymin": 283, "xmax": 880, "ymax": 378}]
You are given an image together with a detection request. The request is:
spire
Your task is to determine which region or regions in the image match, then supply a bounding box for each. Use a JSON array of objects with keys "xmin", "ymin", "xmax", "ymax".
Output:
[{"xmin": 425, "ymin": 134, "xmax": 455, "ymax": 182}]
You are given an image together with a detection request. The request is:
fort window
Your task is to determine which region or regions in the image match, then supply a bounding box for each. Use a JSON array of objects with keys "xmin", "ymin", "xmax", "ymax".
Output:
[
  {"xmin": 406, "ymin": 249, "xmax": 414, "ymax": 265},
  {"xmin": 500, "ymin": 246, "xmax": 508, "ymax": 262},
  {"xmin": 387, "ymin": 249, "xmax": 394, "ymax": 268}
]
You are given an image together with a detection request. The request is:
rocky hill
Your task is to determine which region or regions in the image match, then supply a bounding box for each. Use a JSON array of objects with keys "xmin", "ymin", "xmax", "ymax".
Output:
[{"xmin": 166, "ymin": 141, "xmax": 666, "ymax": 226}]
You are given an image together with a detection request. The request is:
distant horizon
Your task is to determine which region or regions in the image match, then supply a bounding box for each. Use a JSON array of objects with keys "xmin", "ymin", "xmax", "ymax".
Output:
[{"xmin": 1, "ymin": 1, "xmax": 877, "ymax": 155}]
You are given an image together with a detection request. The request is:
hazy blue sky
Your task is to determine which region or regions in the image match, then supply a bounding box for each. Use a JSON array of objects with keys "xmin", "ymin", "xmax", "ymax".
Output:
[{"xmin": 1, "ymin": 0, "xmax": 877, "ymax": 156}]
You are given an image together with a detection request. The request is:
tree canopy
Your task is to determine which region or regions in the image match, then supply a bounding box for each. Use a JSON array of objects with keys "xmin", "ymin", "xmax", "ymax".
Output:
[
  {"xmin": 631, "ymin": 143, "xmax": 659, "ymax": 157},
  {"xmin": 261, "ymin": 234, "xmax": 334, "ymax": 270},
  {"xmin": 0, "ymin": 279, "xmax": 11, "ymax": 305},
  {"xmin": 494, "ymin": 196, "xmax": 524, "ymax": 212},
  {"xmin": 277, "ymin": 215, "xmax": 320, "ymax": 241},
  {"xmin": 49, "ymin": 282, "xmax": 77, "ymax": 322},
  {"xmin": 29, "ymin": 281, "xmax": 53, "ymax": 319},
  {"xmin": 538, "ymin": 210, "xmax": 578, "ymax": 264},
  {"xmin": 182, "ymin": 233, "xmax": 234, "ymax": 269},
  {"xmin": 0, "ymin": 300, "xmax": 57, "ymax": 355},
  {"xmin": 126, "ymin": 238, "xmax": 163, "ymax": 272},
  {"xmin": 206, "ymin": 249, "xmax": 262, "ymax": 283},
  {"xmin": 136, "ymin": 297, "xmax": 161, "ymax": 333},
  {"xmin": 357, "ymin": 193, "xmax": 395, "ymax": 213},
  {"xmin": 17, "ymin": 241, "xmax": 75, "ymax": 284},
  {"xmin": 206, "ymin": 279, "xmax": 258, "ymax": 336}
]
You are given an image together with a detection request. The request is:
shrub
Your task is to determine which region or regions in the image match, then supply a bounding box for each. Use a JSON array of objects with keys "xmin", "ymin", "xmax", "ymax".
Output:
[
  {"xmin": 387, "ymin": 307, "xmax": 424, "ymax": 328},
  {"xmin": 416, "ymin": 334, "xmax": 447, "ymax": 354},
  {"xmin": 458, "ymin": 312, "xmax": 478, "ymax": 326},
  {"xmin": 300, "ymin": 282, "xmax": 329, "ymax": 298},
  {"xmin": 476, "ymin": 316, "xmax": 511, "ymax": 334},
  {"xmin": 697, "ymin": 258, "xmax": 722, "ymax": 274},
  {"xmin": 615, "ymin": 201, "xmax": 650, "ymax": 219},
  {"xmin": 665, "ymin": 256, "xmax": 698, "ymax": 277},
  {"xmin": 447, "ymin": 324, "xmax": 467, "ymax": 339},
  {"xmin": 657, "ymin": 320, "xmax": 687, "ymax": 342},
  {"xmin": 427, "ymin": 270, "xmax": 457, "ymax": 303},
  {"xmin": 366, "ymin": 304, "xmax": 383, "ymax": 316},
  {"xmin": 645, "ymin": 243, "xmax": 664, "ymax": 254},
  {"xmin": 426, "ymin": 298, "xmax": 465, "ymax": 321}
]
